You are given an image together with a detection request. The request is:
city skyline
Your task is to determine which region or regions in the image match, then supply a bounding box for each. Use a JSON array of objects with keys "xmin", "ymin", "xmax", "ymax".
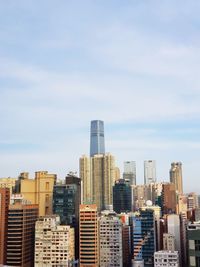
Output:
[{"xmin": 0, "ymin": 1, "xmax": 200, "ymax": 193}]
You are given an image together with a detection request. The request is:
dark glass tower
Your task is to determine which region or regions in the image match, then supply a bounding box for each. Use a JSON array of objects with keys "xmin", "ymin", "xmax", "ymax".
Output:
[
  {"xmin": 113, "ymin": 179, "xmax": 132, "ymax": 214},
  {"xmin": 90, "ymin": 120, "xmax": 105, "ymax": 157},
  {"xmin": 53, "ymin": 173, "xmax": 81, "ymax": 260}
]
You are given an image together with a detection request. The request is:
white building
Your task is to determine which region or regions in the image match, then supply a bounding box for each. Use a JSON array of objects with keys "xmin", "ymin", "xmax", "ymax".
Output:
[
  {"xmin": 123, "ymin": 161, "xmax": 136, "ymax": 185},
  {"xmin": 35, "ymin": 215, "xmax": 74, "ymax": 267},
  {"xmin": 167, "ymin": 215, "xmax": 181, "ymax": 258},
  {"xmin": 99, "ymin": 210, "xmax": 123, "ymax": 267},
  {"xmin": 154, "ymin": 251, "xmax": 179, "ymax": 267},
  {"xmin": 144, "ymin": 160, "xmax": 156, "ymax": 184}
]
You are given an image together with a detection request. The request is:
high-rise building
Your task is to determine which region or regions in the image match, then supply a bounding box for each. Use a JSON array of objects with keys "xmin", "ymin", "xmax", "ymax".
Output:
[
  {"xmin": 6, "ymin": 203, "xmax": 38, "ymax": 267},
  {"xmin": 90, "ymin": 120, "xmax": 105, "ymax": 157},
  {"xmin": 187, "ymin": 221, "xmax": 200, "ymax": 267},
  {"xmin": 187, "ymin": 192, "xmax": 199, "ymax": 210},
  {"xmin": 154, "ymin": 251, "xmax": 179, "ymax": 267},
  {"xmin": 144, "ymin": 160, "xmax": 156, "ymax": 184},
  {"xmin": 0, "ymin": 188, "xmax": 10, "ymax": 265},
  {"xmin": 123, "ymin": 161, "xmax": 136, "ymax": 185},
  {"xmin": 80, "ymin": 153, "xmax": 115, "ymax": 211},
  {"xmin": 113, "ymin": 179, "xmax": 132, "ymax": 214},
  {"xmin": 170, "ymin": 162, "xmax": 183, "ymax": 194},
  {"xmin": 14, "ymin": 171, "xmax": 56, "ymax": 216},
  {"xmin": 161, "ymin": 183, "xmax": 177, "ymax": 215},
  {"xmin": 53, "ymin": 173, "xmax": 81, "ymax": 226},
  {"xmin": 35, "ymin": 215, "xmax": 75, "ymax": 266},
  {"xmin": 167, "ymin": 215, "xmax": 181, "ymax": 261},
  {"xmin": 131, "ymin": 209, "xmax": 156, "ymax": 267},
  {"xmin": 53, "ymin": 173, "xmax": 81, "ymax": 260},
  {"xmin": 79, "ymin": 204, "xmax": 99, "ymax": 267},
  {"xmin": 99, "ymin": 210, "xmax": 123, "ymax": 267}
]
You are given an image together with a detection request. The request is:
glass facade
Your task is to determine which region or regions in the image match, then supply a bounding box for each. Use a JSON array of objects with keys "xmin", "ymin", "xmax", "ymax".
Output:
[
  {"xmin": 90, "ymin": 120, "xmax": 105, "ymax": 157},
  {"xmin": 113, "ymin": 179, "xmax": 132, "ymax": 214}
]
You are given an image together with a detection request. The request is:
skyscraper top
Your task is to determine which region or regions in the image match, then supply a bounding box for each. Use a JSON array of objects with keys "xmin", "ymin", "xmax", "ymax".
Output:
[{"xmin": 90, "ymin": 120, "xmax": 105, "ymax": 157}]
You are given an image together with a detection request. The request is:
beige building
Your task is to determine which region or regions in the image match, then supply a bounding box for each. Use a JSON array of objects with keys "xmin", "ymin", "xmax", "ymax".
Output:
[
  {"xmin": 80, "ymin": 153, "xmax": 115, "ymax": 211},
  {"xmin": 170, "ymin": 162, "xmax": 183, "ymax": 194},
  {"xmin": 15, "ymin": 171, "xmax": 56, "ymax": 216},
  {"xmin": 79, "ymin": 204, "xmax": 99, "ymax": 267},
  {"xmin": 0, "ymin": 177, "xmax": 16, "ymax": 195},
  {"xmin": 163, "ymin": 233, "xmax": 175, "ymax": 251},
  {"xmin": 35, "ymin": 215, "xmax": 74, "ymax": 267}
]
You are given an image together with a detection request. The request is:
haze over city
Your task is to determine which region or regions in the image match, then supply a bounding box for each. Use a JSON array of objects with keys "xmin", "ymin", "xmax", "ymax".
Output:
[{"xmin": 1, "ymin": 1, "xmax": 200, "ymax": 192}]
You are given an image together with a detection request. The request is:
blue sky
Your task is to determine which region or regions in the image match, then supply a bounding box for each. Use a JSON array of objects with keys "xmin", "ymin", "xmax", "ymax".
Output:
[{"xmin": 0, "ymin": 1, "xmax": 200, "ymax": 192}]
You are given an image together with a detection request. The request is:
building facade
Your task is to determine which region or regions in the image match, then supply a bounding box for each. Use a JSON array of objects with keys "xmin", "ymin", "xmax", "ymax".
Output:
[
  {"xmin": 90, "ymin": 120, "xmax": 105, "ymax": 157},
  {"xmin": 170, "ymin": 162, "xmax": 183, "ymax": 194},
  {"xmin": 144, "ymin": 160, "xmax": 156, "ymax": 184},
  {"xmin": 6, "ymin": 203, "xmax": 38, "ymax": 267},
  {"xmin": 123, "ymin": 161, "xmax": 136, "ymax": 185},
  {"xmin": 113, "ymin": 179, "xmax": 132, "ymax": 214},
  {"xmin": 0, "ymin": 188, "xmax": 10, "ymax": 265},
  {"xmin": 187, "ymin": 222, "xmax": 200, "ymax": 267},
  {"xmin": 80, "ymin": 153, "xmax": 115, "ymax": 211},
  {"xmin": 79, "ymin": 205, "xmax": 99, "ymax": 267},
  {"xmin": 99, "ymin": 210, "xmax": 123, "ymax": 267},
  {"xmin": 35, "ymin": 216, "xmax": 74, "ymax": 266},
  {"xmin": 154, "ymin": 251, "xmax": 179, "ymax": 267},
  {"xmin": 14, "ymin": 171, "xmax": 56, "ymax": 216}
]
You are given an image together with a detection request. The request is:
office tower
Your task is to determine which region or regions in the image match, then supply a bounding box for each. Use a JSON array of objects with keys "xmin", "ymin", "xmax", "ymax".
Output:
[
  {"xmin": 80, "ymin": 153, "xmax": 115, "ymax": 211},
  {"xmin": 132, "ymin": 209, "xmax": 155, "ymax": 267},
  {"xmin": 115, "ymin": 167, "xmax": 121, "ymax": 181},
  {"xmin": 141, "ymin": 204, "xmax": 161, "ymax": 251},
  {"xmin": 123, "ymin": 161, "xmax": 136, "ymax": 185},
  {"xmin": 35, "ymin": 215, "xmax": 75, "ymax": 266},
  {"xmin": 113, "ymin": 179, "xmax": 132, "ymax": 214},
  {"xmin": 154, "ymin": 251, "xmax": 179, "ymax": 267},
  {"xmin": 14, "ymin": 171, "xmax": 56, "ymax": 216},
  {"xmin": 167, "ymin": 215, "xmax": 181, "ymax": 261},
  {"xmin": 187, "ymin": 221, "xmax": 200, "ymax": 267},
  {"xmin": 79, "ymin": 204, "xmax": 98, "ymax": 267},
  {"xmin": 144, "ymin": 160, "xmax": 156, "ymax": 184},
  {"xmin": 170, "ymin": 162, "xmax": 183, "ymax": 194},
  {"xmin": 0, "ymin": 188, "xmax": 10, "ymax": 265},
  {"xmin": 6, "ymin": 203, "xmax": 38, "ymax": 267},
  {"xmin": 53, "ymin": 173, "xmax": 81, "ymax": 226},
  {"xmin": 0, "ymin": 177, "xmax": 16, "ymax": 195},
  {"xmin": 90, "ymin": 120, "xmax": 105, "ymax": 157},
  {"xmin": 161, "ymin": 183, "xmax": 177, "ymax": 215},
  {"xmin": 163, "ymin": 233, "xmax": 175, "ymax": 251},
  {"xmin": 53, "ymin": 173, "xmax": 81, "ymax": 260},
  {"xmin": 99, "ymin": 210, "xmax": 123, "ymax": 267}
]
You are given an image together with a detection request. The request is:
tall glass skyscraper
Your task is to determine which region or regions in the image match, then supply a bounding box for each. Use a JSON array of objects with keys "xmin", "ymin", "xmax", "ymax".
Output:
[{"xmin": 90, "ymin": 120, "xmax": 105, "ymax": 157}]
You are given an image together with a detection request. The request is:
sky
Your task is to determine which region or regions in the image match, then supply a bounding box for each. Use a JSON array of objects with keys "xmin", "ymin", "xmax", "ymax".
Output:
[{"xmin": 0, "ymin": 1, "xmax": 200, "ymax": 193}]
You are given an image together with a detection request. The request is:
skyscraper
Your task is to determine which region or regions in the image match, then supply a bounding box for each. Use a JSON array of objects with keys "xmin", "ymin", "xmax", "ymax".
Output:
[
  {"xmin": 170, "ymin": 162, "xmax": 183, "ymax": 194},
  {"xmin": 90, "ymin": 120, "xmax": 105, "ymax": 157},
  {"xmin": 144, "ymin": 160, "xmax": 156, "ymax": 184},
  {"xmin": 80, "ymin": 153, "xmax": 115, "ymax": 211},
  {"xmin": 123, "ymin": 161, "xmax": 136, "ymax": 185}
]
